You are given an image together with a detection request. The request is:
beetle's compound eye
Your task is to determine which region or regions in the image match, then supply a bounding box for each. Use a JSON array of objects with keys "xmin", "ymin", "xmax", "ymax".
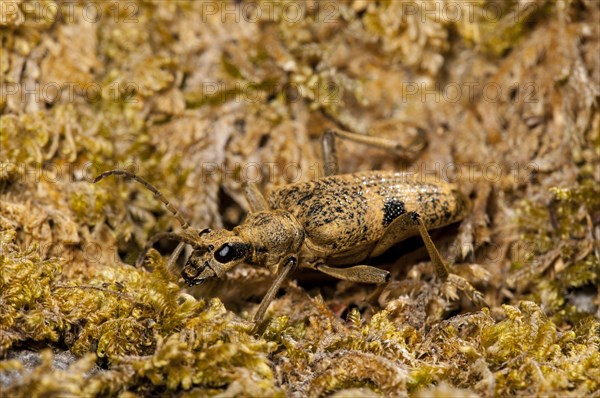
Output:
[{"xmin": 214, "ymin": 242, "xmax": 247, "ymax": 263}]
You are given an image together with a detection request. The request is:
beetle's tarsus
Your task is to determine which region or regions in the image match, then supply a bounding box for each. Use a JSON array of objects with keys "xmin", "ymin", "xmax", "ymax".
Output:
[{"xmin": 446, "ymin": 273, "xmax": 488, "ymax": 307}]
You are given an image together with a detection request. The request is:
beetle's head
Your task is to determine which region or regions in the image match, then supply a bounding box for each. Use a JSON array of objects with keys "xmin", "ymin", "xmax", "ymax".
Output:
[{"xmin": 181, "ymin": 228, "xmax": 251, "ymax": 287}]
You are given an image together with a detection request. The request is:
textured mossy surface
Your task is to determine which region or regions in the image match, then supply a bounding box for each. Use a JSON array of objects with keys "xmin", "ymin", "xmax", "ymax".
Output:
[{"xmin": 1, "ymin": 1, "xmax": 599, "ymax": 397}]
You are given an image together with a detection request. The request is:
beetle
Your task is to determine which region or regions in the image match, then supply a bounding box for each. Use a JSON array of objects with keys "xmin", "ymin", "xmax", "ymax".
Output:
[{"xmin": 95, "ymin": 129, "xmax": 485, "ymax": 324}]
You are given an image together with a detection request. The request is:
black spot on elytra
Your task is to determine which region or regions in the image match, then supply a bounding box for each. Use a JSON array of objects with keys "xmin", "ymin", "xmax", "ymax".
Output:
[{"xmin": 382, "ymin": 199, "xmax": 406, "ymax": 226}]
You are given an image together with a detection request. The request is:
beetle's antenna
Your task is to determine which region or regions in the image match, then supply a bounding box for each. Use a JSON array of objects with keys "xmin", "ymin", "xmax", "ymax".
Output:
[
  {"xmin": 136, "ymin": 231, "xmax": 202, "ymax": 268},
  {"xmin": 94, "ymin": 170, "xmax": 190, "ymax": 229}
]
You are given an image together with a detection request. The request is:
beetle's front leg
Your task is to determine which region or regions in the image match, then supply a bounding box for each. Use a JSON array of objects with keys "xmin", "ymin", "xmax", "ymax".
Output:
[
  {"xmin": 242, "ymin": 182, "xmax": 271, "ymax": 212},
  {"xmin": 253, "ymin": 255, "xmax": 298, "ymax": 326},
  {"xmin": 167, "ymin": 242, "xmax": 186, "ymax": 272}
]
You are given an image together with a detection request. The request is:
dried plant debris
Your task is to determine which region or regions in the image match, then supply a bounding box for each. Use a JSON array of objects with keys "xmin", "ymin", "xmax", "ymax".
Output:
[{"xmin": 1, "ymin": 0, "xmax": 599, "ymax": 397}]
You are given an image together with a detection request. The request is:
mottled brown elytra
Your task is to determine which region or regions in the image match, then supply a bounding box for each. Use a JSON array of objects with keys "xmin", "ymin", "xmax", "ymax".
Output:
[{"xmin": 95, "ymin": 129, "xmax": 485, "ymax": 326}]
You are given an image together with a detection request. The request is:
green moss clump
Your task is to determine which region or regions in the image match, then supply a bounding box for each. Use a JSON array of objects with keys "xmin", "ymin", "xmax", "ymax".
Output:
[
  {"xmin": 482, "ymin": 303, "xmax": 599, "ymax": 396},
  {"xmin": 0, "ymin": 233, "xmax": 280, "ymax": 396},
  {"xmin": 259, "ymin": 298, "xmax": 599, "ymax": 397},
  {"xmin": 511, "ymin": 180, "xmax": 600, "ymax": 320},
  {"xmin": 0, "ymin": 233, "xmax": 64, "ymax": 355}
]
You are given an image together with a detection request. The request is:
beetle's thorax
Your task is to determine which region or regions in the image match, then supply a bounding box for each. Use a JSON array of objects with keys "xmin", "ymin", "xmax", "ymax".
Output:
[{"xmin": 235, "ymin": 209, "xmax": 305, "ymax": 266}]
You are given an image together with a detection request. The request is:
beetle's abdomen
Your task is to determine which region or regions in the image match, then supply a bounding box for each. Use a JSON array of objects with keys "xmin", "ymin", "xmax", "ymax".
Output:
[{"xmin": 268, "ymin": 171, "xmax": 467, "ymax": 256}]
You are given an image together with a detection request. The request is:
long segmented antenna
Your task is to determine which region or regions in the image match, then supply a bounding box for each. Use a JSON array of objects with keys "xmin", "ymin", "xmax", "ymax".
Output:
[
  {"xmin": 136, "ymin": 231, "xmax": 202, "ymax": 268},
  {"xmin": 94, "ymin": 170, "xmax": 190, "ymax": 229}
]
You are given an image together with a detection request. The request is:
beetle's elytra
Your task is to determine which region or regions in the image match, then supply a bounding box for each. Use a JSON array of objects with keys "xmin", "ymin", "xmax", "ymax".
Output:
[
  {"xmin": 269, "ymin": 171, "xmax": 468, "ymax": 261},
  {"xmin": 95, "ymin": 129, "xmax": 485, "ymax": 325}
]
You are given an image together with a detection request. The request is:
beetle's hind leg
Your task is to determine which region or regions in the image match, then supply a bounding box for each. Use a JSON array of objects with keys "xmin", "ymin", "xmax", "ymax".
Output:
[
  {"xmin": 414, "ymin": 213, "xmax": 487, "ymax": 307},
  {"xmin": 321, "ymin": 128, "xmax": 426, "ymax": 176},
  {"xmin": 372, "ymin": 211, "xmax": 487, "ymax": 307}
]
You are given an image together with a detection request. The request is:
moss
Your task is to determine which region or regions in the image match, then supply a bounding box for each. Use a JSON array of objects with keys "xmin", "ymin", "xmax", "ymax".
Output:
[
  {"xmin": 0, "ymin": 237, "xmax": 280, "ymax": 396},
  {"xmin": 512, "ymin": 180, "xmax": 600, "ymax": 318},
  {"xmin": 256, "ymin": 300, "xmax": 599, "ymax": 396},
  {"xmin": 480, "ymin": 303, "xmax": 599, "ymax": 396}
]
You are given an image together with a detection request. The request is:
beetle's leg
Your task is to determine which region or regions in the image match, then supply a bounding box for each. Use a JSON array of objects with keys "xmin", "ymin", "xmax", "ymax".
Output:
[
  {"xmin": 321, "ymin": 128, "xmax": 426, "ymax": 176},
  {"xmin": 242, "ymin": 182, "xmax": 271, "ymax": 212},
  {"xmin": 413, "ymin": 214, "xmax": 487, "ymax": 306},
  {"xmin": 370, "ymin": 213, "xmax": 422, "ymax": 258},
  {"xmin": 253, "ymin": 255, "xmax": 298, "ymax": 325},
  {"xmin": 315, "ymin": 263, "xmax": 390, "ymax": 306},
  {"xmin": 322, "ymin": 130, "xmax": 339, "ymax": 176},
  {"xmin": 314, "ymin": 264, "xmax": 390, "ymax": 284},
  {"xmin": 373, "ymin": 211, "xmax": 487, "ymax": 306},
  {"xmin": 371, "ymin": 212, "xmax": 451, "ymax": 280},
  {"xmin": 166, "ymin": 242, "xmax": 186, "ymax": 272},
  {"xmin": 136, "ymin": 231, "xmax": 200, "ymax": 268}
]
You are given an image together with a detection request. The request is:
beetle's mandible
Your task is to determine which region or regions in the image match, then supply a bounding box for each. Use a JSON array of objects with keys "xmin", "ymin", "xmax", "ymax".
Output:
[{"xmin": 95, "ymin": 129, "xmax": 486, "ymax": 325}]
